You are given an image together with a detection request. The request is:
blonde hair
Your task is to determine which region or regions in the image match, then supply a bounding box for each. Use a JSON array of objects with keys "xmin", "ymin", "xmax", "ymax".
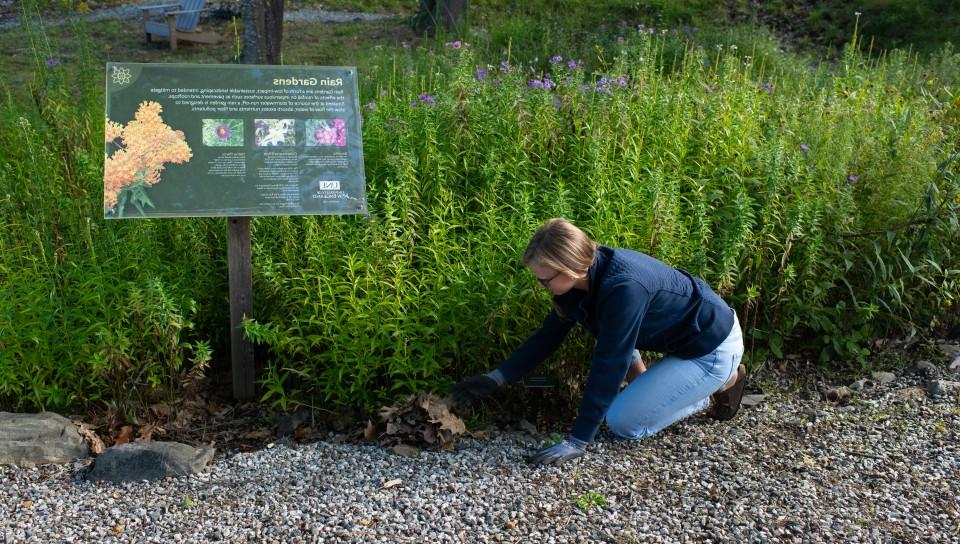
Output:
[{"xmin": 523, "ymin": 218, "xmax": 598, "ymax": 279}]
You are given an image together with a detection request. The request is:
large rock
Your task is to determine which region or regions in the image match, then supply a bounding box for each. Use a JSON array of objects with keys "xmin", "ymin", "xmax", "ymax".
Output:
[
  {"xmin": 87, "ymin": 442, "xmax": 214, "ymax": 482},
  {"xmin": 0, "ymin": 412, "xmax": 89, "ymax": 466}
]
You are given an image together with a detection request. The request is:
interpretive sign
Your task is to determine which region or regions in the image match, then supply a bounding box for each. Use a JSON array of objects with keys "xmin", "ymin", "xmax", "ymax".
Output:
[{"xmin": 103, "ymin": 63, "xmax": 367, "ymax": 218}]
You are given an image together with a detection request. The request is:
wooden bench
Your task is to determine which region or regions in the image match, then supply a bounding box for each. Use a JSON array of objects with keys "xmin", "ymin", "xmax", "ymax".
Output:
[{"xmin": 141, "ymin": 0, "xmax": 222, "ymax": 51}]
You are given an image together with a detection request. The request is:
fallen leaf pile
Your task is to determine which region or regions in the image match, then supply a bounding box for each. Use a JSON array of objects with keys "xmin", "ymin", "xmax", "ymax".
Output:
[{"xmin": 367, "ymin": 393, "xmax": 466, "ymax": 450}]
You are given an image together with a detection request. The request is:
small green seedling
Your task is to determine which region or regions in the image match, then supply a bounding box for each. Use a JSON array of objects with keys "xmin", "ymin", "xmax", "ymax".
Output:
[
  {"xmin": 181, "ymin": 497, "xmax": 193, "ymax": 509},
  {"xmin": 574, "ymin": 491, "xmax": 607, "ymax": 512}
]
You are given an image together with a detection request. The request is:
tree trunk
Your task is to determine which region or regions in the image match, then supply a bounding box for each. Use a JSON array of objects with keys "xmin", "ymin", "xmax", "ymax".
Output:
[
  {"xmin": 414, "ymin": 0, "xmax": 467, "ymax": 36},
  {"xmin": 241, "ymin": 0, "xmax": 284, "ymax": 64}
]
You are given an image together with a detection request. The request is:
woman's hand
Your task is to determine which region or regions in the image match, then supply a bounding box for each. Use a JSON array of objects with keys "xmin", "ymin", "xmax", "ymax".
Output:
[
  {"xmin": 528, "ymin": 437, "xmax": 587, "ymax": 466},
  {"xmin": 450, "ymin": 374, "xmax": 499, "ymax": 405}
]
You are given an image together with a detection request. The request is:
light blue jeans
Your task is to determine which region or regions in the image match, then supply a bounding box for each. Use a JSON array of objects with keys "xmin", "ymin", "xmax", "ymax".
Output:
[{"xmin": 605, "ymin": 313, "xmax": 744, "ymax": 439}]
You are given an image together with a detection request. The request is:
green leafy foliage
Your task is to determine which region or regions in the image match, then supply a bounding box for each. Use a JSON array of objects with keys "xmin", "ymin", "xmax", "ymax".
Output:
[
  {"xmin": 0, "ymin": 3, "xmax": 224, "ymax": 414},
  {"xmin": 0, "ymin": 1, "xmax": 958, "ymax": 417}
]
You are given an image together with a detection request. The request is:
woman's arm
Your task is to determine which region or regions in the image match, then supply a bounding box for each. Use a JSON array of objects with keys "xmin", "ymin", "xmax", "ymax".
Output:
[{"xmin": 493, "ymin": 309, "xmax": 576, "ymax": 383}]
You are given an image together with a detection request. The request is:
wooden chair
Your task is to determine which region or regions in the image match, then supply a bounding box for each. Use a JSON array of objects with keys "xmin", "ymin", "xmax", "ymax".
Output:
[{"xmin": 141, "ymin": 0, "xmax": 222, "ymax": 51}]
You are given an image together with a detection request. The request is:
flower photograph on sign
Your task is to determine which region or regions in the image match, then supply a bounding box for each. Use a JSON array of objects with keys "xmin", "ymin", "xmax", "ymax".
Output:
[
  {"xmin": 254, "ymin": 118, "xmax": 296, "ymax": 146},
  {"xmin": 202, "ymin": 119, "xmax": 244, "ymax": 146},
  {"xmin": 306, "ymin": 119, "xmax": 347, "ymax": 147},
  {"xmin": 104, "ymin": 100, "xmax": 192, "ymax": 217}
]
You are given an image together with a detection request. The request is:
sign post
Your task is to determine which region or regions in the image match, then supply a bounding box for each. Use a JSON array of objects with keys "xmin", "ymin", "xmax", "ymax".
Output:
[{"xmin": 104, "ymin": 62, "xmax": 368, "ymax": 399}]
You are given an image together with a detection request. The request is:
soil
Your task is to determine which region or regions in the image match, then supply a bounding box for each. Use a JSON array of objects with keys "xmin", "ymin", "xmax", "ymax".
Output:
[{"xmin": 70, "ymin": 328, "xmax": 955, "ymax": 458}]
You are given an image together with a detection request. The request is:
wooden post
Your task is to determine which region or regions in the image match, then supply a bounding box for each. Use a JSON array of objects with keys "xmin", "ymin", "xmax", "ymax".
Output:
[
  {"xmin": 230, "ymin": 0, "xmax": 283, "ymax": 400},
  {"xmin": 228, "ymin": 216, "xmax": 255, "ymax": 400}
]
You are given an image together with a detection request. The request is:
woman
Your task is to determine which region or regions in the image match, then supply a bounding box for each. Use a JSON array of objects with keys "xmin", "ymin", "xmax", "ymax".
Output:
[{"xmin": 451, "ymin": 218, "xmax": 746, "ymax": 466}]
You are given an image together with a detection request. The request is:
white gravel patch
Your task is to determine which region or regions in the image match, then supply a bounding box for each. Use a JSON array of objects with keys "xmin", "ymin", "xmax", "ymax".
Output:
[{"xmin": 3, "ymin": 372, "xmax": 959, "ymax": 543}]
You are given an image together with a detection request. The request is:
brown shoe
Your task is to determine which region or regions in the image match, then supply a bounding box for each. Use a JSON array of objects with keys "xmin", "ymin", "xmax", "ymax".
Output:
[{"xmin": 707, "ymin": 364, "xmax": 747, "ymax": 421}]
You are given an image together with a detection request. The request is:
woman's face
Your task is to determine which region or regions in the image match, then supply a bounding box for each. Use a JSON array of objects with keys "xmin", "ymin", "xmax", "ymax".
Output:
[{"xmin": 529, "ymin": 262, "xmax": 581, "ymax": 296}]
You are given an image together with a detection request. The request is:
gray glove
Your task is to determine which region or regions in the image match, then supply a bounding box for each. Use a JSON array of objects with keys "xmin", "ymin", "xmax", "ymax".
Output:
[
  {"xmin": 528, "ymin": 436, "xmax": 588, "ymax": 466},
  {"xmin": 451, "ymin": 371, "xmax": 503, "ymax": 405}
]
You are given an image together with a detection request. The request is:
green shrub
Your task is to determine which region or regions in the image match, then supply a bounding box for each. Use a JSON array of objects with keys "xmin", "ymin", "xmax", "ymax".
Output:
[
  {"xmin": 0, "ymin": 12, "xmax": 224, "ymax": 414},
  {"xmin": 248, "ymin": 30, "xmax": 958, "ymax": 412},
  {"xmin": 0, "ymin": 2, "xmax": 957, "ymax": 417}
]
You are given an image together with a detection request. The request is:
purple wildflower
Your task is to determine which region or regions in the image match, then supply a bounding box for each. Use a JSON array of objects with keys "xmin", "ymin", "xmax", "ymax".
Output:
[
  {"xmin": 848, "ymin": 175, "xmax": 859, "ymax": 182},
  {"xmin": 567, "ymin": 59, "xmax": 580, "ymax": 70},
  {"xmin": 445, "ymin": 40, "xmax": 463, "ymax": 49},
  {"xmin": 500, "ymin": 60, "xmax": 511, "ymax": 72},
  {"xmin": 475, "ymin": 66, "xmax": 487, "ymax": 81},
  {"xmin": 215, "ymin": 123, "xmax": 231, "ymax": 140},
  {"xmin": 528, "ymin": 79, "xmax": 545, "ymax": 89},
  {"xmin": 761, "ymin": 82, "xmax": 773, "ymax": 95},
  {"xmin": 364, "ymin": 103, "xmax": 376, "ymax": 111},
  {"xmin": 800, "ymin": 144, "xmax": 810, "ymax": 151},
  {"xmin": 411, "ymin": 101, "xmax": 418, "ymax": 107},
  {"xmin": 380, "ymin": 89, "xmax": 389, "ymax": 97},
  {"xmin": 553, "ymin": 97, "xmax": 562, "ymax": 110},
  {"xmin": 46, "ymin": 58, "xmax": 61, "ymax": 67},
  {"xmin": 418, "ymin": 93, "xmax": 436, "ymax": 104},
  {"xmin": 549, "ymin": 55, "xmax": 563, "ymax": 65}
]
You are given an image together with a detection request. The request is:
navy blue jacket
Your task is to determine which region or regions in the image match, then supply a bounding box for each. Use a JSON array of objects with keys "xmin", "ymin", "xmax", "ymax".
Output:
[{"xmin": 494, "ymin": 246, "xmax": 735, "ymax": 443}]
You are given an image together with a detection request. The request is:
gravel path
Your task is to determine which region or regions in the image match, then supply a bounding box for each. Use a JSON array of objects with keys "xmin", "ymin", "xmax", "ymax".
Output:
[
  {"xmin": 2, "ymin": 367, "xmax": 959, "ymax": 543},
  {"xmin": 0, "ymin": 4, "xmax": 400, "ymax": 32}
]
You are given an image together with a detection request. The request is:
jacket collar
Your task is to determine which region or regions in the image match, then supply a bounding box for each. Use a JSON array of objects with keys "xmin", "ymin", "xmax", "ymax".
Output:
[{"xmin": 587, "ymin": 245, "xmax": 612, "ymax": 293}]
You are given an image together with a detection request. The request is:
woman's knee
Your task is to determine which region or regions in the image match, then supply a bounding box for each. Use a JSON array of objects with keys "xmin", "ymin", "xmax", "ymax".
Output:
[{"xmin": 605, "ymin": 404, "xmax": 653, "ymax": 440}]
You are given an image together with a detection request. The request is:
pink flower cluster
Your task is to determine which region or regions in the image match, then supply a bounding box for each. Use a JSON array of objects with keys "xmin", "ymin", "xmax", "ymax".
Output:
[{"xmin": 313, "ymin": 119, "xmax": 347, "ymax": 147}]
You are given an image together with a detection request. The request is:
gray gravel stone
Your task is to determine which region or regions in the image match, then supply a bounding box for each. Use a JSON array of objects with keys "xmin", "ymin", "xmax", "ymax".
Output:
[
  {"xmin": 871, "ymin": 371, "xmax": 897, "ymax": 385},
  {"xmin": 927, "ymin": 379, "xmax": 947, "ymax": 398},
  {"xmin": 916, "ymin": 360, "xmax": 939, "ymax": 377}
]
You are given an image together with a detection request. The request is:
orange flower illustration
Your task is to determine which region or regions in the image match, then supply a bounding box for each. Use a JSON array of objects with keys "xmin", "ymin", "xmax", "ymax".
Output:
[{"xmin": 104, "ymin": 101, "xmax": 192, "ymax": 214}]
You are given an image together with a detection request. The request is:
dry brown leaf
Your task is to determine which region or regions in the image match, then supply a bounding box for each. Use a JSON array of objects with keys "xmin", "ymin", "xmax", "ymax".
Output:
[
  {"xmin": 72, "ymin": 420, "xmax": 105, "ymax": 455},
  {"xmin": 136, "ymin": 423, "xmax": 164, "ymax": 443},
  {"xmin": 114, "ymin": 425, "xmax": 134, "ymax": 446},
  {"xmin": 417, "ymin": 394, "xmax": 466, "ymax": 435},
  {"xmin": 241, "ymin": 429, "xmax": 271, "ymax": 440},
  {"xmin": 363, "ymin": 420, "xmax": 377, "ymax": 442},
  {"xmin": 149, "ymin": 403, "xmax": 172, "ymax": 417},
  {"xmin": 375, "ymin": 392, "xmax": 466, "ymax": 450},
  {"xmin": 112, "ymin": 524, "xmax": 124, "ymax": 536},
  {"xmin": 381, "ymin": 479, "xmax": 402, "ymax": 489},
  {"xmin": 22, "ymin": 500, "xmax": 33, "ymax": 509},
  {"xmin": 112, "ymin": 492, "xmax": 122, "ymax": 499}
]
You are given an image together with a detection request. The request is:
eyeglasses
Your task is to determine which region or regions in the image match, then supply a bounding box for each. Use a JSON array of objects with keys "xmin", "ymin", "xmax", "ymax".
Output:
[{"xmin": 536, "ymin": 271, "xmax": 561, "ymax": 288}]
